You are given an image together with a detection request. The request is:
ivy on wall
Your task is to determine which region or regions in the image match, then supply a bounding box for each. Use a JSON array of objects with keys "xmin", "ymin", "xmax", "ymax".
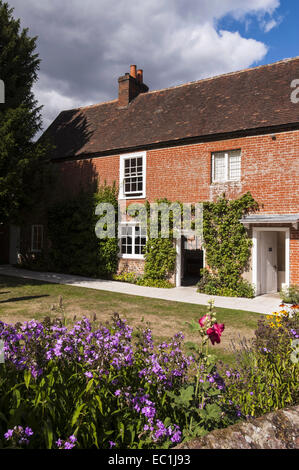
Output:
[
  {"xmin": 130, "ymin": 199, "xmax": 177, "ymax": 281},
  {"xmin": 197, "ymin": 192, "xmax": 259, "ymax": 298},
  {"xmin": 47, "ymin": 182, "xmax": 119, "ymax": 278}
]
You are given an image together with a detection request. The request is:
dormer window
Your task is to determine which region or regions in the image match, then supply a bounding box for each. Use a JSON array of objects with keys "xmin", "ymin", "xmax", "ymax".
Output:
[{"xmin": 119, "ymin": 152, "xmax": 146, "ymax": 199}]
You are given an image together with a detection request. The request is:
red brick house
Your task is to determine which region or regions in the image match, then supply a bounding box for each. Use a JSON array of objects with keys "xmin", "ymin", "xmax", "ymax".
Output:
[{"xmin": 3, "ymin": 58, "xmax": 299, "ymax": 295}]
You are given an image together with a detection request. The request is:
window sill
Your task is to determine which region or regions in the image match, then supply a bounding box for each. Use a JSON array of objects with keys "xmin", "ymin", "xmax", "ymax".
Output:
[
  {"xmin": 118, "ymin": 195, "xmax": 146, "ymax": 200},
  {"xmin": 118, "ymin": 254, "xmax": 145, "ymax": 260},
  {"xmin": 210, "ymin": 179, "xmax": 241, "ymax": 185}
]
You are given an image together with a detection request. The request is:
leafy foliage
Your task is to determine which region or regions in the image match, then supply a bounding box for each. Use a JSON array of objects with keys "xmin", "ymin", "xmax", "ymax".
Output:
[
  {"xmin": 197, "ymin": 192, "xmax": 259, "ymax": 298},
  {"xmin": 0, "ymin": 1, "xmax": 48, "ymax": 223},
  {"xmin": 1, "ymin": 300, "xmax": 297, "ymax": 449},
  {"xmin": 46, "ymin": 183, "xmax": 119, "ymax": 277},
  {"xmin": 144, "ymin": 238, "xmax": 176, "ymax": 281},
  {"xmin": 113, "ymin": 272, "xmax": 174, "ymax": 288},
  {"xmin": 142, "ymin": 199, "xmax": 177, "ymax": 281},
  {"xmin": 0, "ymin": 312, "xmax": 234, "ymax": 449},
  {"xmin": 280, "ymin": 284, "xmax": 299, "ymax": 304},
  {"xmin": 219, "ymin": 305, "xmax": 299, "ymax": 417}
]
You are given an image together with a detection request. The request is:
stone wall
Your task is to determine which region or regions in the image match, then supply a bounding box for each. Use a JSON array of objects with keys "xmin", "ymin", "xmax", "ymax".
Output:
[{"xmin": 176, "ymin": 406, "xmax": 299, "ymax": 449}]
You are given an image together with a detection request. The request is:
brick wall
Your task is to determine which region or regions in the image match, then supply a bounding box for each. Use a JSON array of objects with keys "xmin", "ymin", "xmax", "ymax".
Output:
[
  {"xmin": 291, "ymin": 227, "xmax": 299, "ymax": 284},
  {"xmin": 55, "ymin": 129, "xmax": 299, "ymax": 284},
  {"xmin": 145, "ymin": 130, "xmax": 299, "ymax": 212},
  {"xmin": 117, "ymin": 258, "xmax": 145, "ymax": 275},
  {"xmin": 57, "ymin": 130, "xmax": 299, "ymax": 213}
]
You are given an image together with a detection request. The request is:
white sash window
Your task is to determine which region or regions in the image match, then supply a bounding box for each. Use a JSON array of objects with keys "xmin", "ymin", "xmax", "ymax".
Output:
[{"xmin": 212, "ymin": 150, "xmax": 241, "ymax": 183}]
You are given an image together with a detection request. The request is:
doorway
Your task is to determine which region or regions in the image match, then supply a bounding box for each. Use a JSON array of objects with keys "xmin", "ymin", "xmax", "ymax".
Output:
[
  {"xmin": 253, "ymin": 228, "xmax": 289, "ymax": 295},
  {"xmin": 181, "ymin": 235, "xmax": 204, "ymax": 286}
]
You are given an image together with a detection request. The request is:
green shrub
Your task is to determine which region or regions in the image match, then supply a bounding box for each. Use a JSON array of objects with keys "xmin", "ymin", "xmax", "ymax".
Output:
[
  {"xmin": 136, "ymin": 278, "xmax": 174, "ymax": 288},
  {"xmin": 46, "ymin": 183, "xmax": 119, "ymax": 278},
  {"xmin": 129, "ymin": 199, "xmax": 177, "ymax": 282},
  {"xmin": 199, "ymin": 193, "xmax": 258, "ymax": 298},
  {"xmin": 112, "ymin": 272, "xmax": 139, "ymax": 284},
  {"xmin": 144, "ymin": 238, "xmax": 176, "ymax": 281},
  {"xmin": 17, "ymin": 252, "xmax": 48, "ymax": 272},
  {"xmin": 0, "ymin": 312, "xmax": 235, "ymax": 449},
  {"xmin": 220, "ymin": 306, "xmax": 299, "ymax": 418},
  {"xmin": 113, "ymin": 272, "xmax": 174, "ymax": 288},
  {"xmin": 280, "ymin": 284, "xmax": 299, "ymax": 304},
  {"xmin": 197, "ymin": 269, "xmax": 255, "ymax": 298}
]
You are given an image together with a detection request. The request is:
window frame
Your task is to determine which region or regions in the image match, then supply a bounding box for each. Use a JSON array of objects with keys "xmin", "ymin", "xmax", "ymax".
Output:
[
  {"xmin": 31, "ymin": 225, "xmax": 44, "ymax": 253},
  {"xmin": 211, "ymin": 149, "xmax": 241, "ymax": 183},
  {"xmin": 118, "ymin": 222, "xmax": 147, "ymax": 259},
  {"xmin": 119, "ymin": 151, "xmax": 146, "ymax": 199}
]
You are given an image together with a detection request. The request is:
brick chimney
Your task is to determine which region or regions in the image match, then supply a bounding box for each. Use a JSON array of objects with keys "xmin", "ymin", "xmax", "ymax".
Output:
[{"xmin": 118, "ymin": 64, "xmax": 149, "ymax": 107}]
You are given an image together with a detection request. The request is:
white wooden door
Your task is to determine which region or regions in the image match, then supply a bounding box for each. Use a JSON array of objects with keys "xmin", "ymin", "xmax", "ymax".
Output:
[{"xmin": 260, "ymin": 231, "xmax": 278, "ymax": 294}]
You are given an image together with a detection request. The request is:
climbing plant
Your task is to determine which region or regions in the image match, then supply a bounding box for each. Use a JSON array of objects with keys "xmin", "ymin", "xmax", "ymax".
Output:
[
  {"xmin": 47, "ymin": 182, "xmax": 119, "ymax": 278},
  {"xmin": 129, "ymin": 198, "xmax": 178, "ymax": 281},
  {"xmin": 197, "ymin": 192, "xmax": 259, "ymax": 298}
]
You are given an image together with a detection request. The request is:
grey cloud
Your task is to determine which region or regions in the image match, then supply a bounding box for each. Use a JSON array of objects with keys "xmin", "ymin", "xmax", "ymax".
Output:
[{"xmin": 7, "ymin": 0, "xmax": 280, "ymax": 135}]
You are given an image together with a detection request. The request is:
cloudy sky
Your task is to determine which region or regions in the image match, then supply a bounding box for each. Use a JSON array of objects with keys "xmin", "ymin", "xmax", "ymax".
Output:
[{"xmin": 7, "ymin": 0, "xmax": 299, "ymax": 134}]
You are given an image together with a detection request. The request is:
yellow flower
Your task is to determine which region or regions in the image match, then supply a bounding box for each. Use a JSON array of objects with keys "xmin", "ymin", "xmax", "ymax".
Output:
[{"xmin": 280, "ymin": 310, "xmax": 288, "ymax": 316}]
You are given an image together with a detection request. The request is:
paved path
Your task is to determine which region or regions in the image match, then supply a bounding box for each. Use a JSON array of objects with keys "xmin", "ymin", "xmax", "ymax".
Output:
[{"xmin": 0, "ymin": 265, "xmax": 282, "ymax": 315}]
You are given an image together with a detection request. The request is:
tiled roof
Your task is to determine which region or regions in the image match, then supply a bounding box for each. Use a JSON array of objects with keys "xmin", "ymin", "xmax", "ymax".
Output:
[{"xmin": 41, "ymin": 57, "xmax": 299, "ymax": 160}]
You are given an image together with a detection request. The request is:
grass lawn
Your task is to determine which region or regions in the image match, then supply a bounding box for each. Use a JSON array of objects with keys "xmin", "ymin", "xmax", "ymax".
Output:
[{"xmin": 0, "ymin": 274, "xmax": 263, "ymax": 365}]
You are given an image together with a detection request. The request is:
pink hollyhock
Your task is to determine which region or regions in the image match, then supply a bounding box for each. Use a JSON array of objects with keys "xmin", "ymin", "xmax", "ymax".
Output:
[
  {"xmin": 206, "ymin": 323, "xmax": 225, "ymax": 345},
  {"xmin": 199, "ymin": 315, "xmax": 209, "ymax": 327}
]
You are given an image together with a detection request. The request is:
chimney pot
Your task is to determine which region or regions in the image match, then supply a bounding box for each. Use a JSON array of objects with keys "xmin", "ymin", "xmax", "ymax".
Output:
[
  {"xmin": 130, "ymin": 65, "xmax": 137, "ymax": 78},
  {"xmin": 137, "ymin": 69, "xmax": 143, "ymax": 83},
  {"xmin": 118, "ymin": 66, "xmax": 149, "ymax": 107}
]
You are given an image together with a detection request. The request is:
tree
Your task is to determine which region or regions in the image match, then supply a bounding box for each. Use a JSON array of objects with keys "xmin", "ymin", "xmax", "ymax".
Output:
[{"xmin": 0, "ymin": 1, "xmax": 47, "ymax": 223}]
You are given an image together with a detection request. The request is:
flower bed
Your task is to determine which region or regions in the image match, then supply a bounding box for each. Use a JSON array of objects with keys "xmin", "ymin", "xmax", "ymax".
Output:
[{"xmin": 0, "ymin": 302, "xmax": 298, "ymax": 449}]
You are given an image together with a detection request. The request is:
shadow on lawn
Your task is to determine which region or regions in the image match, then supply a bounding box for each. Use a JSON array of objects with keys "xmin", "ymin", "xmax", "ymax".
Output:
[
  {"xmin": 0, "ymin": 275, "xmax": 48, "ymax": 289},
  {"xmin": 0, "ymin": 295, "xmax": 49, "ymax": 304}
]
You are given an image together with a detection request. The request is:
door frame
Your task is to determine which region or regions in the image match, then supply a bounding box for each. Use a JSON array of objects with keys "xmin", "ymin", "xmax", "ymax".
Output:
[
  {"xmin": 176, "ymin": 236, "xmax": 182, "ymax": 287},
  {"xmin": 252, "ymin": 227, "xmax": 290, "ymax": 296},
  {"xmin": 175, "ymin": 236, "xmax": 205, "ymax": 287}
]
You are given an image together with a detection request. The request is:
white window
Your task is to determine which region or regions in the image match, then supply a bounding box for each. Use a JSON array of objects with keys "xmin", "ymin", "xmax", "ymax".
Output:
[
  {"xmin": 212, "ymin": 150, "xmax": 241, "ymax": 183},
  {"xmin": 31, "ymin": 225, "xmax": 43, "ymax": 252},
  {"xmin": 119, "ymin": 152, "xmax": 146, "ymax": 199},
  {"xmin": 119, "ymin": 224, "xmax": 147, "ymax": 258}
]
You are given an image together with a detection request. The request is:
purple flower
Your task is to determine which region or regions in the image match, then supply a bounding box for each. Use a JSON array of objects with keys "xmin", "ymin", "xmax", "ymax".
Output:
[
  {"xmin": 24, "ymin": 427, "xmax": 34, "ymax": 437},
  {"xmin": 141, "ymin": 406, "xmax": 156, "ymax": 419},
  {"xmin": 171, "ymin": 429, "xmax": 182, "ymax": 443},
  {"xmin": 56, "ymin": 439, "xmax": 63, "ymax": 448},
  {"xmin": 4, "ymin": 429, "xmax": 13, "ymax": 440},
  {"xmin": 64, "ymin": 441, "xmax": 75, "ymax": 450},
  {"xmin": 56, "ymin": 435, "xmax": 77, "ymax": 450},
  {"xmin": 4, "ymin": 426, "xmax": 33, "ymax": 446}
]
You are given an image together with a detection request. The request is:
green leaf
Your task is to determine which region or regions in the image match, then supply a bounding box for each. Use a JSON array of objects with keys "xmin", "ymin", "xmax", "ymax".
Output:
[
  {"xmin": 85, "ymin": 378, "xmax": 94, "ymax": 393},
  {"xmin": 71, "ymin": 403, "xmax": 85, "ymax": 427},
  {"xmin": 44, "ymin": 420, "xmax": 53, "ymax": 449},
  {"xmin": 95, "ymin": 395, "xmax": 103, "ymax": 415},
  {"xmin": 24, "ymin": 369, "xmax": 31, "ymax": 390}
]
